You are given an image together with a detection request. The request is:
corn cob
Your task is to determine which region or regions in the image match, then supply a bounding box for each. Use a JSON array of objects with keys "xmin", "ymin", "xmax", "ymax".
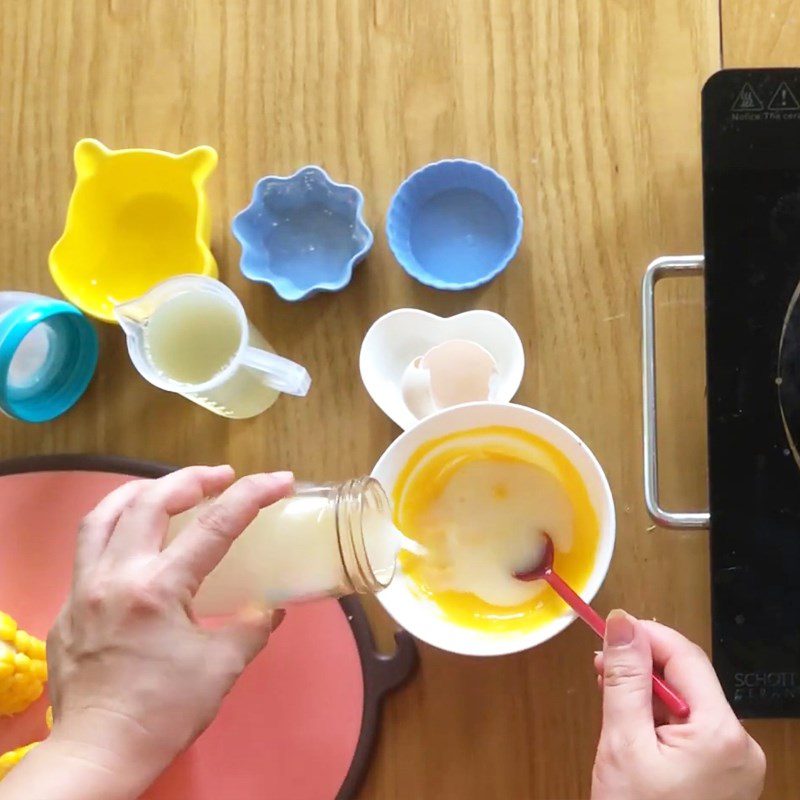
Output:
[
  {"xmin": 0, "ymin": 612, "xmax": 47, "ymax": 717},
  {"xmin": 0, "ymin": 742, "xmax": 39, "ymax": 781}
]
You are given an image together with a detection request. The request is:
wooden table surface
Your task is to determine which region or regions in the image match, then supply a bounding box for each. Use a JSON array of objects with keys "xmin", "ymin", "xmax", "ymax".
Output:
[{"xmin": 1, "ymin": 1, "xmax": 799, "ymax": 798}]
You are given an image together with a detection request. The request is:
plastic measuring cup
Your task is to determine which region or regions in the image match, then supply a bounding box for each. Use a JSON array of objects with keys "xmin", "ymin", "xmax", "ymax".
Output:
[
  {"xmin": 115, "ymin": 276, "xmax": 311, "ymax": 418},
  {"xmin": 0, "ymin": 292, "xmax": 98, "ymax": 422}
]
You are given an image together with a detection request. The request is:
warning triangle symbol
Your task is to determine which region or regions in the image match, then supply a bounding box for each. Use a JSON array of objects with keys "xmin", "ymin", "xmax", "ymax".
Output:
[
  {"xmin": 768, "ymin": 81, "xmax": 800, "ymax": 110},
  {"xmin": 731, "ymin": 83, "xmax": 764, "ymax": 111}
]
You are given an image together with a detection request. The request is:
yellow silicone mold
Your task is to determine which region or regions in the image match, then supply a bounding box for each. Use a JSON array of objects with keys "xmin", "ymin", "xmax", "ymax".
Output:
[{"xmin": 49, "ymin": 139, "xmax": 218, "ymax": 322}]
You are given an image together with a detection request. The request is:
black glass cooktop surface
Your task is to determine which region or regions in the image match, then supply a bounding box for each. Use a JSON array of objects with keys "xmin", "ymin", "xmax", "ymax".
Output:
[{"xmin": 703, "ymin": 68, "xmax": 800, "ymax": 717}]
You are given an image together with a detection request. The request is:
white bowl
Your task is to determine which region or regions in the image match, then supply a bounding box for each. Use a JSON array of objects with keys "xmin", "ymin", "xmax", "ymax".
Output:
[{"xmin": 372, "ymin": 402, "xmax": 616, "ymax": 656}]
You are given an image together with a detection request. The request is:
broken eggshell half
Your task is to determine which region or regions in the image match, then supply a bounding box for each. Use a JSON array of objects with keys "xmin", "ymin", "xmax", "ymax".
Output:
[{"xmin": 359, "ymin": 308, "xmax": 525, "ymax": 430}]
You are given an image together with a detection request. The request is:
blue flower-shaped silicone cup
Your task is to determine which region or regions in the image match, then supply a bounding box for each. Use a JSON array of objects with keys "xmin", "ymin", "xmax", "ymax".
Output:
[
  {"xmin": 233, "ymin": 166, "xmax": 373, "ymax": 301},
  {"xmin": 386, "ymin": 159, "xmax": 523, "ymax": 290}
]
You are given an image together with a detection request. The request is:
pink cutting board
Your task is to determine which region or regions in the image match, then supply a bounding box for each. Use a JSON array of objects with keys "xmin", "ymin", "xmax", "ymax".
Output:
[{"xmin": 0, "ymin": 456, "xmax": 416, "ymax": 800}]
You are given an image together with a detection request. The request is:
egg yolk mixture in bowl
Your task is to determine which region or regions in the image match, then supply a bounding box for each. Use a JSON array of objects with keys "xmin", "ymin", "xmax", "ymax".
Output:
[{"xmin": 393, "ymin": 425, "xmax": 601, "ymax": 635}]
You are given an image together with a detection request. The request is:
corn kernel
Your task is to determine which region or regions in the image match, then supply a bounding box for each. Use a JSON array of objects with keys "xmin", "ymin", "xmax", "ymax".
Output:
[
  {"xmin": 31, "ymin": 661, "xmax": 47, "ymax": 681},
  {"xmin": 45, "ymin": 706, "xmax": 53, "ymax": 730},
  {"xmin": 28, "ymin": 640, "xmax": 46, "ymax": 661},
  {"xmin": 0, "ymin": 664, "xmax": 12, "ymax": 680},
  {"xmin": 13, "ymin": 653, "xmax": 30, "ymax": 673},
  {"xmin": 0, "ymin": 614, "xmax": 16, "ymax": 643},
  {"xmin": 13, "ymin": 631, "xmax": 30, "ymax": 655}
]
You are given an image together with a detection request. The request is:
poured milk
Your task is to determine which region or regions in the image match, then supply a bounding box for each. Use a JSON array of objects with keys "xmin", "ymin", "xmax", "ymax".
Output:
[
  {"xmin": 409, "ymin": 459, "xmax": 572, "ymax": 606},
  {"xmin": 144, "ymin": 290, "xmax": 280, "ymax": 418}
]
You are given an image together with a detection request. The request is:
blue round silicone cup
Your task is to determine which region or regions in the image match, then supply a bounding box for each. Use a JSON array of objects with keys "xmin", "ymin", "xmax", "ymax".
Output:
[
  {"xmin": 386, "ymin": 159, "xmax": 523, "ymax": 290},
  {"xmin": 0, "ymin": 296, "xmax": 98, "ymax": 423}
]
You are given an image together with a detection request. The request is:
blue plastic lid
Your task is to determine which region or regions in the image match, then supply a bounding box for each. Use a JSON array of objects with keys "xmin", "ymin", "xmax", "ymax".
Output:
[{"xmin": 0, "ymin": 299, "xmax": 98, "ymax": 423}]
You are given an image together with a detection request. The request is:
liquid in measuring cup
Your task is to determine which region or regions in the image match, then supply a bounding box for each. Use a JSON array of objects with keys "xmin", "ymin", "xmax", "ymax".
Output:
[{"xmin": 145, "ymin": 291, "xmax": 243, "ymax": 384}]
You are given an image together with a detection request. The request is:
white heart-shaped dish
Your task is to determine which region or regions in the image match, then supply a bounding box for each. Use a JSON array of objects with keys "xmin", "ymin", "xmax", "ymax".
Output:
[{"xmin": 359, "ymin": 308, "xmax": 525, "ymax": 430}]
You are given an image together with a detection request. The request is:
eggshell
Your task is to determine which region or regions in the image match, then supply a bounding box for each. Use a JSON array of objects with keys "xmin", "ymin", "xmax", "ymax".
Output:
[
  {"xmin": 422, "ymin": 339, "xmax": 497, "ymax": 409},
  {"xmin": 400, "ymin": 358, "xmax": 437, "ymax": 419}
]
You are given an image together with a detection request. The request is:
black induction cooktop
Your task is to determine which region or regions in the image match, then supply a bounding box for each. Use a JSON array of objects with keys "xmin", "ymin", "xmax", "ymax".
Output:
[{"xmin": 703, "ymin": 68, "xmax": 800, "ymax": 718}]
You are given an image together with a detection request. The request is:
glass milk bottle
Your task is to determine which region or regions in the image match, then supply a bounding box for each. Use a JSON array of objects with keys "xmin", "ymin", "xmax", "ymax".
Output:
[{"xmin": 168, "ymin": 477, "xmax": 401, "ymax": 615}]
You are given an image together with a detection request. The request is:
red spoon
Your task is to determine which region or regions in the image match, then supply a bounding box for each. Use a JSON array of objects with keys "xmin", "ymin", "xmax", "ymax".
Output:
[{"xmin": 514, "ymin": 533, "xmax": 690, "ymax": 719}]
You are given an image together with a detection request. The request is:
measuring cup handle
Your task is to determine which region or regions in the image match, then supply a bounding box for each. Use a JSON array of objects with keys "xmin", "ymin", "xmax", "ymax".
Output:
[{"xmin": 241, "ymin": 348, "xmax": 311, "ymax": 397}]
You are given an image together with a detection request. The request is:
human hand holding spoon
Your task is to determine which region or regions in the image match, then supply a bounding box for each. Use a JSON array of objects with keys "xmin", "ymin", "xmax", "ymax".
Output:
[{"xmin": 514, "ymin": 533, "xmax": 690, "ymax": 719}]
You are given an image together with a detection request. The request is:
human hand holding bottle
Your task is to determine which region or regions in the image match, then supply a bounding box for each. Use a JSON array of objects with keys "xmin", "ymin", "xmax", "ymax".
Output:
[
  {"xmin": 0, "ymin": 466, "xmax": 294, "ymax": 800},
  {"xmin": 591, "ymin": 611, "xmax": 766, "ymax": 800}
]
